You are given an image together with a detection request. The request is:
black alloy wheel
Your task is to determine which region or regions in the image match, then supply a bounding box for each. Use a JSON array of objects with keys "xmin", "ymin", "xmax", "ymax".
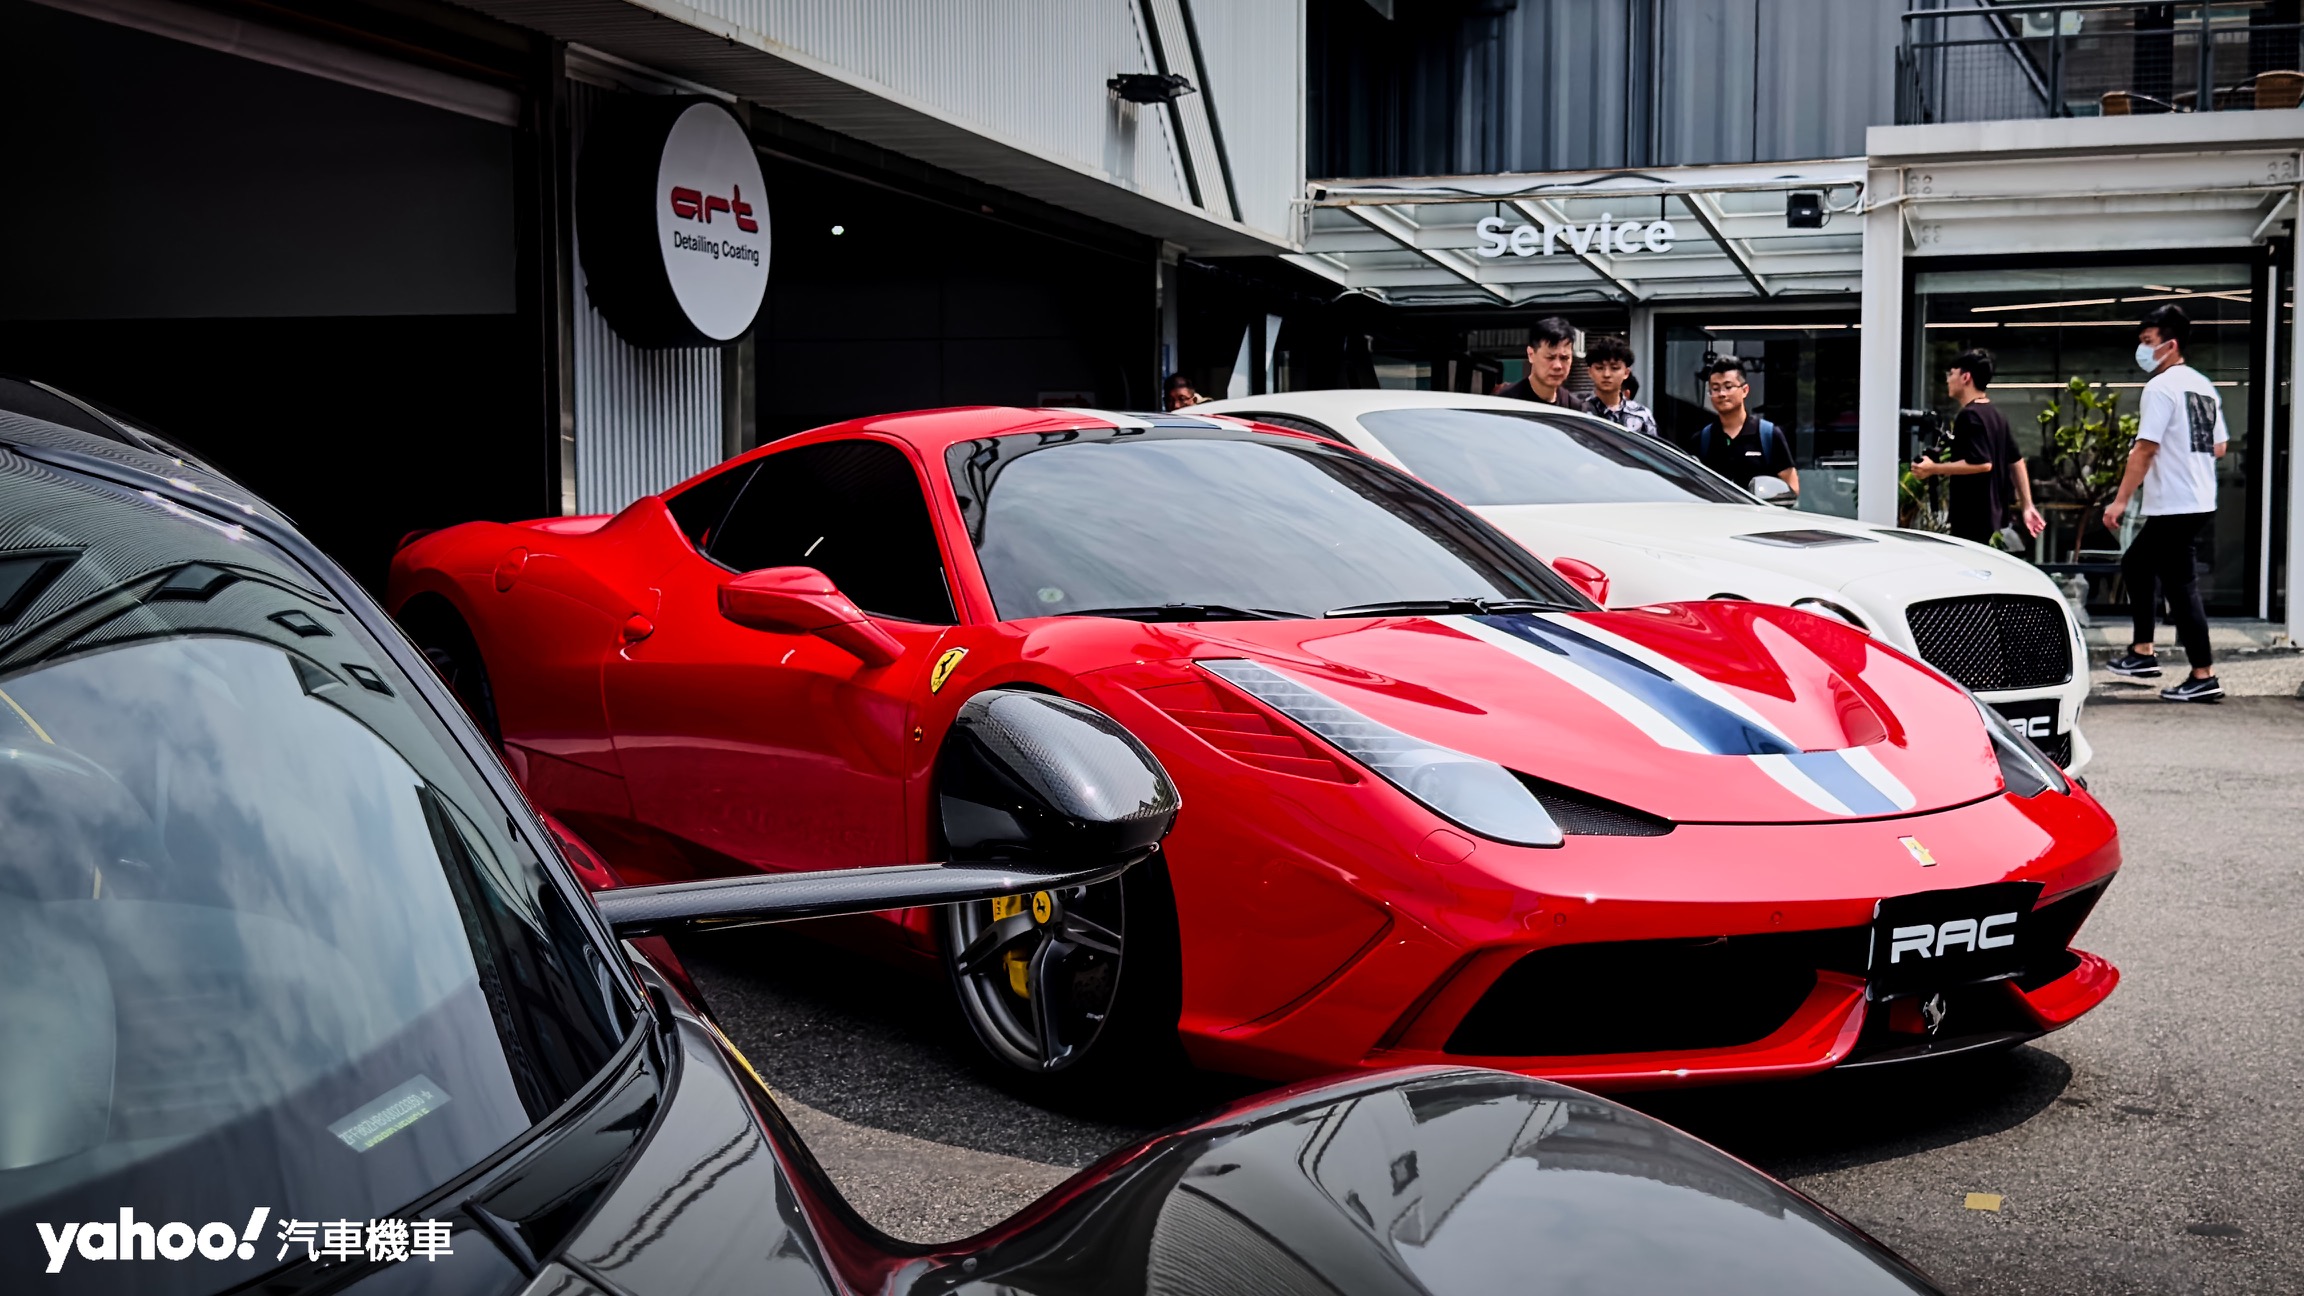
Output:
[{"xmin": 944, "ymin": 879, "xmax": 1127, "ymax": 1075}]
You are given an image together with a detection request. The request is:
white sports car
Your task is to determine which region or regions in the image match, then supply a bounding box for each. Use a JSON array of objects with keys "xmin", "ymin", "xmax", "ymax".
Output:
[{"xmin": 1199, "ymin": 389, "xmax": 2091, "ymax": 773}]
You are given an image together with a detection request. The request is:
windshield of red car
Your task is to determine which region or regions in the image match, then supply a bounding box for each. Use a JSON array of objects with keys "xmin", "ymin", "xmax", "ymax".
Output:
[
  {"xmin": 1360, "ymin": 408, "xmax": 1750, "ymax": 506},
  {"xmin": 0, "ymin": 454, "xmax": 626, "ymax": 1293},
  {"xmin": 947, "ymin": 426, "xmax": 1585, "ymax": 621}
]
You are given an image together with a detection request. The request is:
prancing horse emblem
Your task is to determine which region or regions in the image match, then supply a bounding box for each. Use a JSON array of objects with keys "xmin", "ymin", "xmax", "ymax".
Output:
[
  {"xmin": 930, "ymin": 647, "xmax": 968, "ymax": 693},
  {"xmin": 1900, "ymin": 836, "xmax": 1937, "ymax": 867}
]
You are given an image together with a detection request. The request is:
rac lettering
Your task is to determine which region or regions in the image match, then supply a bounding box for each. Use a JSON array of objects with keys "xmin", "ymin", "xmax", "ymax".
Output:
[{"xmin": 1888, "ymin": 912, "xmax": 2018, "ymax": 963}]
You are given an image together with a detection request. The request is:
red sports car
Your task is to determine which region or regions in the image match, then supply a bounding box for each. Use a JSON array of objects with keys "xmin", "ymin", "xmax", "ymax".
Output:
[{"xmin": 388, "ymin": 406, "xmax": 2119, "ymax": 1093}]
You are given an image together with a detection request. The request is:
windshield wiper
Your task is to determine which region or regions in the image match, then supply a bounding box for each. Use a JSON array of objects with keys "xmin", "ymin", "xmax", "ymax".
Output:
[
  {"xmin": 1322, "ymin": 597, "xmax": 1558, "ymax": 619},
  {"xmin": 1063, "ymin": 602, "xmax": 1305, "ymax": 623}
]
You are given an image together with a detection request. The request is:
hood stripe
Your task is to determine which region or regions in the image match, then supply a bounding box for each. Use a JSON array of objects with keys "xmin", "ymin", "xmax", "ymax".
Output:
[{"xmin": 1439, "ymin": 613, "xmax": 1915, "ymax": 819}]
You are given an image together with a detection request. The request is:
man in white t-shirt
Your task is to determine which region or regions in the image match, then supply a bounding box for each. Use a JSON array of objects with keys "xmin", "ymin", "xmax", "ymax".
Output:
[{"xmin": 2103, "ymin": 305, "xmax": 2227, "ymax": 702}]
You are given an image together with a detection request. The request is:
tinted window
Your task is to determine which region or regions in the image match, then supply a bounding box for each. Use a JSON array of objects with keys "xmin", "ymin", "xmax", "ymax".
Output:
[
  {"xmin": 710, "ymin": 440, "xmax": 954, "ymax": 624},
  {"xmin": 948, "ymin": 428, "xmax": 1579, "ymax": 620},
  {"xmin": 666, "ymin": 461, "xmax": 756, "ymax": 552},
  {"xmin": 0, "ymin": 459, "xmax": 625, "ymax": 1293},
  {"xmin": 1362, "ymin": 408, "xmax": 1749, "ymax": 506}
]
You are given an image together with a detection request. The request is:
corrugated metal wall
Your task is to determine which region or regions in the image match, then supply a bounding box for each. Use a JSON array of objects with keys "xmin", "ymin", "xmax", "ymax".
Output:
[
  {"xmin": 636, "ymin": 0, "xmax": 1300, "ymax": 243},
  {"xmin": 568, "ymin": 78, "xmax": 726, "ymax": 516}
]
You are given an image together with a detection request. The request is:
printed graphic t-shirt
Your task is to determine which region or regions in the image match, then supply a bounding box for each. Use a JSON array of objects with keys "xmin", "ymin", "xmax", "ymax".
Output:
[{"xmin": 2135, "ymin": 364, "xmax": 2226, "ymax": 517}]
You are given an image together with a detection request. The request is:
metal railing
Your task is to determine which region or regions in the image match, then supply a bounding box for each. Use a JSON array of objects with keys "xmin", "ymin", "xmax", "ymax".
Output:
[{"xmin": 1899, "ymin": 1, "xmax": 2304, "ymax": 125}]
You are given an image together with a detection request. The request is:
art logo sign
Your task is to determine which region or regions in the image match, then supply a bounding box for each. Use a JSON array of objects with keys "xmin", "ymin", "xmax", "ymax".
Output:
[{"xmin": 655, "ymin": 102, "xmax": 770, "ymax": 342}]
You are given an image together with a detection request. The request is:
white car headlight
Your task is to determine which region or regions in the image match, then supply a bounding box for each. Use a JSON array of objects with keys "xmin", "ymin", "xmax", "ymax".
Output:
[
  {"xmin": 1791, "ymin": 598, "xmax": 1869, "ymax": 633},
  {"xmin": 1200, "ymin": 658, "xmax": 1563, "ymax": 847}
]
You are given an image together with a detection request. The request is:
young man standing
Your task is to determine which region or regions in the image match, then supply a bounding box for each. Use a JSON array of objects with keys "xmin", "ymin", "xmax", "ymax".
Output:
[
  {"xmin": 2104, "ymin": 305, "xmax": 2227, "ymax": 702},
  {"xmin": 1585, "ymin": 335, "xmax": 1659, "ymax": 438},
  {"xmin": 1694, "ymin": 356, "xmax": 1797, "ymax": 498},
  {"xmin": 1912, "ymin": 348, "xmax": 2044, "ymax": 546},
  {"xmin": 1499, "ymin": 317, "xmax": 1596, "ymax": 413}
]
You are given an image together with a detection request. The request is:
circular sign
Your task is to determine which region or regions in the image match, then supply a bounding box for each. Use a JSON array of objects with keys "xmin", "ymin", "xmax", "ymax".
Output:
[{"xmin": 577, "ymin": 98, "xmax": 770, "ymax": 347}]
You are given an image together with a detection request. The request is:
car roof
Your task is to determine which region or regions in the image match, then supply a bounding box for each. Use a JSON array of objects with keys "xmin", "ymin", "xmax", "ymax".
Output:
[
  {"xmin": 0, "ymin": 395, "xmax": 281, "ymax": 524},
  {"xmin": 663, "ymin": 405, "xmax": 1330, "ymax": 496},
  {"xmin": 1198, "ymin": 388, "xmax": 1621, "ymax": 432}
]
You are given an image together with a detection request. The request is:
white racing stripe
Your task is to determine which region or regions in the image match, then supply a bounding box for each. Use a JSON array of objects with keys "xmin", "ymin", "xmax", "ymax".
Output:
[
  {"xmin": 1444, "ymin": 616, "xmax": 1706, "ymax": 753},
  {"xmin": 1749, "ymin": 754, "xmax": 1858, "ymax": 816}
]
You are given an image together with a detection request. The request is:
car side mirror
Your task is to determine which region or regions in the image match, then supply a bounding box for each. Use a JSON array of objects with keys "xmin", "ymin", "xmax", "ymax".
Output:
[
  {"xmin": 1550, "ymin": 556, "xmax": 1610, "ymax": 606},
  {"xmin": 719, "ymin": 566, "xmax": 903, "ymax": 667},
  {"xmin": 1747, "ymin": 476, "xmax": 1796, "ymax": 507},
  {"xmin": 591, "ymin": 690, "xmax": 1179, "ymax": 937}
]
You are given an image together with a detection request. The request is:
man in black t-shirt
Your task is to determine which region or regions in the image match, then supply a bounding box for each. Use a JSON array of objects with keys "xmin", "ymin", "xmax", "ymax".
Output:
[
  {"xmin": 1693, "ymin": 357, "xmax": 1796, "ymax": 497},
  {"xmin": 1496, "ymin": 316, "xmax": 1597, "ymax": 414},
  {"xmin": 1913, "ymin": 349, "xmax": 2043, "ymax": 546}
]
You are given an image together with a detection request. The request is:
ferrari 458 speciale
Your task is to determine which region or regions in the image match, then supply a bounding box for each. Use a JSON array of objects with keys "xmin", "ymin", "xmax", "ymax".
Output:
[{"xmin": 389, "ymin": 406, "xmax": 2120, "ymax": 1093}]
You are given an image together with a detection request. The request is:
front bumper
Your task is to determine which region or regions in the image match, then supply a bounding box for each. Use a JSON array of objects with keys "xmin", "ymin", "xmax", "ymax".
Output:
[{"xmin": 1182, "ymin": 787, "xmax": 2121, "ymax": 1092}]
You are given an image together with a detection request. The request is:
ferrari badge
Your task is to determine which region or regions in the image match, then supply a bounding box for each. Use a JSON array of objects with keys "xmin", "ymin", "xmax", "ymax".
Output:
[
  {"xmin": 930, "ymin": 647, "xmax": 968, "ymax": 693},
  {"xmin": 1899, "ymin": 836, "xmax": 1937, "ymax": 867}
]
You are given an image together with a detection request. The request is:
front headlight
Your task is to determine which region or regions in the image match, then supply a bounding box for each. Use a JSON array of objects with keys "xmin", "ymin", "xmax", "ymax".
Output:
[
  {"xmin": 1790, "ymin": 597, "xmax": 1869, "ymax": 633},
  {"xmin": 1974, "ymin": 695, "xmax": 2069, "ymax": 798},
  {"xmin": 1200, "ymin": 658, "xmax": 1563, "ymax": 847}
]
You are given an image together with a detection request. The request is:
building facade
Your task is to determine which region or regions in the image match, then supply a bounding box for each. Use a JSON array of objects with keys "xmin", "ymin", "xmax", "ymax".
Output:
[
  {"xmin": 0, "ymin": 0, "xmax": 1304, "ymax": 588},
  {"xmin": 1288, "ymin": 0, "xmax": 2302, "ymax": 637}
]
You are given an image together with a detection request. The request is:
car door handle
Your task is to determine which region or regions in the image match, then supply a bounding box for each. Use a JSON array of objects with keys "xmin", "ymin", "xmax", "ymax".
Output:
[{"xmin": 620, "ymin": 614, "xmax": 655, "ymax": 644}]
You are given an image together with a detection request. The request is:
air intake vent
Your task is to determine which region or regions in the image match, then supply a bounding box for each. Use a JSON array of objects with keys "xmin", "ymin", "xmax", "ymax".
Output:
[
  {"xmin": 1735, "ymin": 529, "xmax": 1876, "ymax": 549},
  {"xmin": 1136, "ymin": 678, "xmax": 1355, "ymax": 783},
  {"xmin": 1905, "ymin": 594, "xmax": 2072, "ymax": 691},
  {"xmin": 1513, "ymin": 773, "xmax": 1673, "ymax": 836}
]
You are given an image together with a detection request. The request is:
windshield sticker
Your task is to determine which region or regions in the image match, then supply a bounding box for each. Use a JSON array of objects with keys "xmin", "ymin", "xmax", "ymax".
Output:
[{"xmin": 328, "ymin": 1076, "xmax": 450, "ymax": 1152}]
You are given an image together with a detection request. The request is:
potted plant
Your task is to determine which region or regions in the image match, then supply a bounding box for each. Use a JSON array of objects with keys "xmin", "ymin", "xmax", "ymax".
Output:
[{"xmin": 2033, "ymin": 377, "xmax": 2138, "ymax": 564}]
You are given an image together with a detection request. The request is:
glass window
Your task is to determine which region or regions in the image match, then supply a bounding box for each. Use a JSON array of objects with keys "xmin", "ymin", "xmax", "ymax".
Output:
[
  {"xmin": 1360, "ymin": 407, "xmax": 1749, "ymax": 506},
  {"xmin": 710, "ymin": 439, "xmax": 956, "ymax": 624},
  {"xmin": 0, "ymin": 467, "xmax": 625, "ymax": 1294},
  {"xmin": 1656, "ymin": 314, "xmax": 1863, "ymax": 518},
  {"xmin": 665, "ymin": 461, "xmax": 756, "ymax": 553},
  {"xmin": 948, "ymin": 427, "xmax": 1582, "ymax": 621},
  {"xmin": 1911, "ymin": 263, "xmax": 2257, "ymax": 614}
]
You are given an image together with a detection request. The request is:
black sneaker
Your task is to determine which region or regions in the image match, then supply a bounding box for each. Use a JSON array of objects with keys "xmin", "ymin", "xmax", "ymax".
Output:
[
  {"xmin": 2104, "ymin": 652, "xmax": 2163, "ymax": 679},
  {"xmin": 2160, "ymin": 676, "xmax": 2223, "ymax": 703}
]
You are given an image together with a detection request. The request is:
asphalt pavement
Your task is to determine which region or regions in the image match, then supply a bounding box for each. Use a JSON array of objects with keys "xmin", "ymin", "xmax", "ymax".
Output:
[{"xmin": 678, "ymin": 686, "xmax": 2304, "ymax": 1292}]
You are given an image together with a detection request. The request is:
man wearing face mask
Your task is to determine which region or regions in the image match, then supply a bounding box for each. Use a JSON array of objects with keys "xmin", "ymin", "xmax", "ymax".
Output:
[{"xmin": 2104, "ymin": 305, "xmax": 2227, "ymax": 702}]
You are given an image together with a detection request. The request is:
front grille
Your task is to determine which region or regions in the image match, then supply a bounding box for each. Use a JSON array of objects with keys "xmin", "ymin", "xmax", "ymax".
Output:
[
  {"xmin": 1905, "ymin": 594, "xmax": 2072, "ymax": 691},
  {"xmin": 2033, "ymin": 730, "xmax": 2073, "ymax": 769},
  {"xmin": 1446, "ymin": 927, "xmax": 1866, "ymax": 1058}
]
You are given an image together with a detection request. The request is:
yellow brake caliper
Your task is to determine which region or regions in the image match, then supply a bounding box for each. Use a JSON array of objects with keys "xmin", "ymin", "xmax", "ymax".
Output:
[{"xmin": 991, "ymin": 894, "xmax": 1031, "ymax": 998}]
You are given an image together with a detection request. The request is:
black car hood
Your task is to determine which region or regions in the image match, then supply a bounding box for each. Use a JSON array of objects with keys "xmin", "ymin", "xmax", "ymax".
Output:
[{"xmin": 515, "ymin": 991, "xmax": 1939, "ymax": 1296}]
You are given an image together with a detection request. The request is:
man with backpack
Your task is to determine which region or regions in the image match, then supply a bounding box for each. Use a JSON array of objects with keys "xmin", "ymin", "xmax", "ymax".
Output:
[{"xmin": 1694, "ymin": 356, "xmax": 1796, "ymax": 499}]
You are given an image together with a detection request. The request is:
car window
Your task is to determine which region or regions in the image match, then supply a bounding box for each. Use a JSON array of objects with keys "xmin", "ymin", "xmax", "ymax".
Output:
[
  {"xmin": 948, "ymin": 426, "xmax": 1581, "ymax": 620},
  {"xmin": 0, "ymin": 455, "xmax": 626, "ymax": 1295},
  {"xmin": 708, "ymin": 440, "xmax": 955, "ymax": 624},
  {"xmin": 666, "ymin": 461, "xmax": 757, "ymax": 552},
  {"xmin": 1361, "ymin": 407, "xmax": 1749, "ymax": 506}
]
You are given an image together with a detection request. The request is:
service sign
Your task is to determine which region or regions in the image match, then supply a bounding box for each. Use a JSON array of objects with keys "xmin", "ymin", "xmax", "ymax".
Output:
[
  {"xmin": 1475, "ymin": 213, "xmax": 1677, "ymax": 259},
  {"xmin": 578, "ymin": 97, "xmax": 771, "ymax": 347},
  {"xmin": 655, "ymin": 104, "xmax": 769, "ymax": 342}
]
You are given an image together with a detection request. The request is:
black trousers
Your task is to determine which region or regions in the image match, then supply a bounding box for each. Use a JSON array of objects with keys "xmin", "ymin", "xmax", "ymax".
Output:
[{"xmin": 2122, "ymin": 511, "xmax": 2213, "ymax": 670}]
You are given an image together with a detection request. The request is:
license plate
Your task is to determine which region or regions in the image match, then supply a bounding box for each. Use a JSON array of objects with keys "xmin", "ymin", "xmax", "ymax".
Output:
[
  {"xmin": 1868, "ymin": 881, "xmax": 2043, "ymax": 1000},
  {"xmin": 1988, "ymin": 698, "xmax": 2061, "ymax": 743}
]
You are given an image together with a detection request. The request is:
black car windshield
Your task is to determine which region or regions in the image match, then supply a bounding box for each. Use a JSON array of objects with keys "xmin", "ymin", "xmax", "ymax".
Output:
[
  {"xmin": 0, "ymin": 453, "xmax": 625, "ymax": 1293},
  {"xmin": 1359, "ymin": 407, "xmax": 1751, "ymax": 506},
  {"xmin": 947, "ymin": 427, "xmax": 1586, "ymax": 620}
]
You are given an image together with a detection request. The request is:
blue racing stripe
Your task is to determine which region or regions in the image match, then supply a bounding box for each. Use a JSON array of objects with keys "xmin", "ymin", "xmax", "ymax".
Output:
[
  {"xmin": 1780, "ymin": 750, "xmax": 1900, "ymax": 816},
  {"xmin": 1473, "ymin": 615, "xmax": 1799, "ymax": 757}
]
